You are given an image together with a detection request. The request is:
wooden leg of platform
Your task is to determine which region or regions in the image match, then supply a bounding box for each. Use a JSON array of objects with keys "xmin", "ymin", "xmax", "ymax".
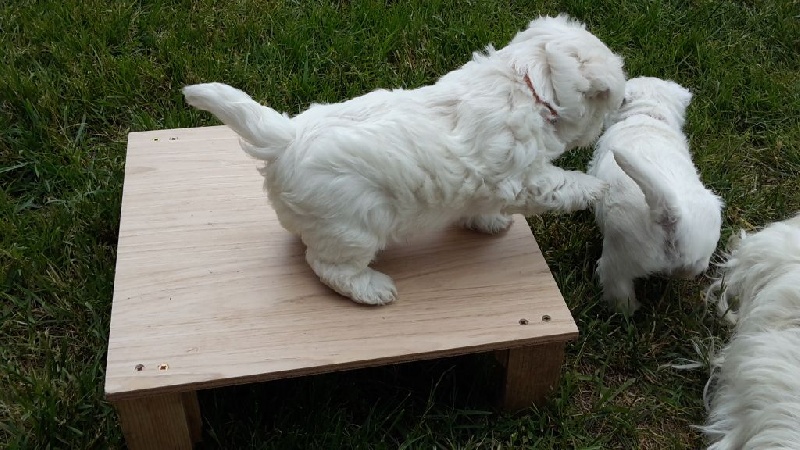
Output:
[
  {"xmin": 113, "ymin": 391, "xmax": 202, "ymax": 450},
  {"xmin": 497, "ymin": 341, "xmax": 566, "ymax": 412},
  {"xmin": 182, "ymin": 391, "xmax": 203, "ymax": 444}
]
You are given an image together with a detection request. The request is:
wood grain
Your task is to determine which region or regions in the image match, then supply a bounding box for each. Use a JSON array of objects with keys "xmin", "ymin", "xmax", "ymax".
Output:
[
  {"xmin": 115, "ymin": 393, "xmax": 194, "ymax": 450},
  {"xmin": 105, "ymin": 126, "xmax": 578, "ymax": 400},
  {"xmin": 500, "ymin": 342, "xmax": 566, "ymax": 412},
  {"xmin": 181, "ymin": 391, "xmax": 202, "ymax": 444}
]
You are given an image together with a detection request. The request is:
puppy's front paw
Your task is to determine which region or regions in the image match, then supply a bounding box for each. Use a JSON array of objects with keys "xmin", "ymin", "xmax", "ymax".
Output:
[
  {"xmin": 601, "ymin": 277, "xmax": 640, "ymax": 316},
  {"xmin": 459, "ymin": 214, "xmax": 513, "ymax": 235},
  {"xmin": 610, "ymin": 296, "xmax": 641, "ymax": 317},
  {"xmin": 557, "ymin": 171, "xmax": 609, "ymax": 212},
  {"xmin": 581, "ymin": 174, "xmax": 609, "ymax": 204}
]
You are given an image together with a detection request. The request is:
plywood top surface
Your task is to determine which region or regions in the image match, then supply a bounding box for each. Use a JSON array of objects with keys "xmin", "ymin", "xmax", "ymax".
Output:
[{"xmin": 105, "ymin": 125, "xmax": 577, "ymax": 400}]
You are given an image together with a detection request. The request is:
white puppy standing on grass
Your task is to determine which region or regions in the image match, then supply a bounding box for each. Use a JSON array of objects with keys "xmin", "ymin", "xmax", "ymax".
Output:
[
  {"xmin": 588, "ymin": 77, "xmax": 723, "ymax": 315},
  {"xmin": 183, "ymin": 15, "xmax": 626, "ymax": 306},
  {"xmin": 701, "ymin": 213, "xmax": 800, "ymax": 449}
]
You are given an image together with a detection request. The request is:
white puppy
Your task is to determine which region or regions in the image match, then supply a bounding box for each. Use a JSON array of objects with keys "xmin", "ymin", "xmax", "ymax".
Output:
[
  {"xmin": 588, "ymin": 77, "xmax": 723, "ymax": 314},
  {"xmin": 183, "ymin": 15, "xmax": 626, "ymax": 305},
  {"xmin": 701, "ymin": 213, "xmax": 800, "ymax": 449}
]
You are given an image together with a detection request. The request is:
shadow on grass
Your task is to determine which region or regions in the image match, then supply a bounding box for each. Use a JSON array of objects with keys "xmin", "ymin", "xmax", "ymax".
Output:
[{"xmin": 198, "ymin": 353, "xmax": 507, "ymax": 449}]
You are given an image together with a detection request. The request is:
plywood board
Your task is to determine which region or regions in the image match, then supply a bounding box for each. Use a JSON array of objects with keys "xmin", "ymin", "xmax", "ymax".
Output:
[{"xmin": 105, "ymin": 126, "xmax": 578, "ymax": 400}]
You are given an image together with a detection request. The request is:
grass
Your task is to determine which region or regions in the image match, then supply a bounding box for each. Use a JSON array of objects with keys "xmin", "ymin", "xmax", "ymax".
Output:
[{"xmin": 1, "ymin": 0, "xmax": 798, "ymax": 448}]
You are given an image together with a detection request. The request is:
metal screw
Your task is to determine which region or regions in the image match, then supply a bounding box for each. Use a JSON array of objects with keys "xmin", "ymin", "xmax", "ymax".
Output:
[
  {"xmin": 519, "ymin": 318, "xmax": 529, "ymax": 325},
  {"xmin": 542, "ymin": 315, "xmax": 552, "ymax": 322},
  {"xmin": 158, "ymin": 363, "xmax": 169, "ymax": 371},
  {"xmin": 134, "ymin": 364, "xmax": 144, "ymax": 372}
]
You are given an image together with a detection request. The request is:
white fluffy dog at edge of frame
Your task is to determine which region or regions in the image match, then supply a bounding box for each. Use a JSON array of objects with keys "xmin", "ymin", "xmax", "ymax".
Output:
[
  {"xmin": 701, "ymin": 213, "xmax": 800, "ymax": 449},
  {"xmin": 182, "ymin": 14, "xmax": 626, "ymax": 306}
]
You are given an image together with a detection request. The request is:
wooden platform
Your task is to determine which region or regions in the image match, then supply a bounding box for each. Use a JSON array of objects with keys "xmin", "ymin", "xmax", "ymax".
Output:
[{"xmin": 106, "ymin": 125, "xmax": 578, "ymax": 449}]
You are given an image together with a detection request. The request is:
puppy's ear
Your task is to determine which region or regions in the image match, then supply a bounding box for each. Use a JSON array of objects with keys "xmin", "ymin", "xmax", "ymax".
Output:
[
  {"xmin": 585, "ymin": 78, "xmax": 613, "ymax": 102},
  {"xmin": 665, "ymin": 80, "xmax": 692, "ymax": 110},
  {"xmin": 543, "ymin": 42, "xmax": 624, "ymax": 117},
  {"xmin": 580, "ymin": 60, "xmax": 626, "ymax": 108},
  {"xmin": 677, "ymin": 87, "xmax": 693, "ymax": 110},
  {"xmin": 542, "ymin": 43, "xmax": 591, "ymax": 118}
]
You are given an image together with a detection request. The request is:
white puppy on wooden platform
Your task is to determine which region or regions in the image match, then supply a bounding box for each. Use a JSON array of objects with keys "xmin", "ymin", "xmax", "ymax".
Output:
[
  {"xmin": 701, "ymin": 213, "xmax": 800, "ymax": 449},
  {"xmin": 588, "ymin": 77, "xmax": 723, "ymax": 315},
  {"xmin": 183, "ymin": 15, "xmax": 626, "ymax": 305}
]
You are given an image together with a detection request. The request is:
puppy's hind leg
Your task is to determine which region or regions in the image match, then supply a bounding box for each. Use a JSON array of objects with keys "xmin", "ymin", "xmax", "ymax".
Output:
[
  {"xmin": 458, "ymin": 214, "xmax": 513, "ymax": 234},
  {"xmin": 304, "ymin": 231, "xmax": 397, "ymax": 306}
]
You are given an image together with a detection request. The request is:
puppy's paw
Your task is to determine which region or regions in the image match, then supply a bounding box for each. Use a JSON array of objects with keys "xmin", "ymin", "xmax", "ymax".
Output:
[
  {"xmin": 600, "ymin": 275, "xmax": 639, "ymax": 316},
  {"xmin": 581, "ymin": 174, "xmax": 610, "ymax": 204},
  {"xmin": 459, "ymin": 214, "xmax": 513, "ymax": 235},
  {"xmin": 308, "ymin": 258, "xmax": 397, "ymax": 306},
  {"xmin": 604, "ymin": 288, "xmax": 640, "ymax": 316},
  {"xmin": 349, "ymin": 269, "xmax": 397, "ymax": 306},
  {"xmin": 610, "ymin": 296, "xmax": 641, "ymax": 317},
  {"xmin": 555, "ymin": 171, "xmax": 609, "ymax": 212}
]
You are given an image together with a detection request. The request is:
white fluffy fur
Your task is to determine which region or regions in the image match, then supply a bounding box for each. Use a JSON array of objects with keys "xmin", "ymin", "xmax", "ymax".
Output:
[
  {"xmin": 701, "ymin": 213, "xmax": 800, "ymax": 449},
  {"xmin": 588, "ymin": 77, "xmax": 723, "ymax": 315},
  {"xmin": 183, "ymin": 15, "xmax": 625, "ymax": 305}
]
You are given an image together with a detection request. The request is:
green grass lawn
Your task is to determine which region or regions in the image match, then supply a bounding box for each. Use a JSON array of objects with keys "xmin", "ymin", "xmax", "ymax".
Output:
[{"xmin": 1, "ymin": 0, "xmax": 798, "ymax": 448}]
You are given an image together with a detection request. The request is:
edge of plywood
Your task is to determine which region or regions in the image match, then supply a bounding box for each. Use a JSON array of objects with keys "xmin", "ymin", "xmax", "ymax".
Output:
[{"xmin": 105, "ymin": 328, "xmax": 577, "ymax": 401}]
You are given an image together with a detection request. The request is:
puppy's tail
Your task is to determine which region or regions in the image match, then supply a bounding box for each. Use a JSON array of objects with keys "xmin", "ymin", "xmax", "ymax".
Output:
[
  {"xmin": 612, "ymin": 149, "xmax": 680, "ymax": 225},
  {"xmin": 182, "ymin": 83, "xmax": 295, "ymax": 162}
]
